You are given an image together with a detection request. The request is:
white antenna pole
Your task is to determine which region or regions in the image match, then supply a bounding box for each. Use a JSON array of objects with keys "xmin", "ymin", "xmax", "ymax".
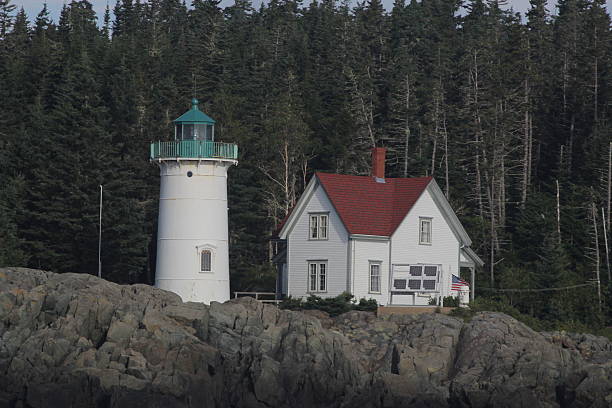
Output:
[{"xmin": 98, "ymin": 185, "xmax": 103, "ymax": 279}]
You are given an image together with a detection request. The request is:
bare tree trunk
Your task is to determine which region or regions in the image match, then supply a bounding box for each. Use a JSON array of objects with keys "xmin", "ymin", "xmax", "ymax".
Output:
[
  {"xmin": 602, "ymin": 207, "xmax": 610, "ymax": 283},
  {"xmin": 607, "ymin": 142, "xmax": 612, "ymax": 231},
  {"xmin": 556, "ymin": 179, "xmax": 562, "ymax": 245},
  {"xmin": 489, "ymin": 175, "xmax": 496, "ymax": 287},
  {"xmin": 562, "ymin": 51, "xmax": 568, "ymax": 113},
  {"xmin": 430, "ymin": 135, "xmax": 437, "ymax": 177},
  {"xmin": 592, "ymin": 14, "xmax": 599, "ymax": 123},
  {"xmin": 430, "ymin": 94, "xmax": 439, "ymax": 177},
  {"xmin": 594, "ymin": 56, "xmax": 598, "ymax": 123},
  {"xmin": 418, "ymin": 123, "xmax": 423, "ymax": 162},
  {"xmin": 521, "ymin": 79, "xmax": 530, "ymax": 208},
  {"xmin": 592, "ymin": 203, "xmax": 602, "ymax": 314},
  {"xmin": 500, "ymin": 159, "xmax": 506, "ymax": 227},
  {"xmin": 403, "ymin": 75, "xmax": 411, "ymax": 178},
  {"xmin": 490, "ymin": 199, "xmax": 496, "ymax": 287},
  {"xmin": 259, "ymin": 139, "xmax": 305, "ymax": 227},
  {"xmin": 471, "ymin": 50, "xmax": 484, "ymax": 219},
  {"xmin": 268, "ymin": 237, "xmax": 274, "ymax": 262},
  {"xmin": 403, "ymin": 127, "xmax": 410, "ymax": 178},
  {"xmin": 346, "ymin": 67, "xmax": 376, "ymax": 150},
  {"xmin": 283, "ymin": 141, "xmax": 290, "ymax": 214},
  {"xmin": 443, "ymin": 115, "xmax": 449, "ymax": 200},
  {"xmin": 568, "ymin": 115, "xmax": 575, "ymax": 172},
  {"xmin": 498, "ymin": 115, "xmax": 506, "ymax": 228},
  {"xmin": 528, "ymin": 115, "xmax": 533, "ymax": 187},
  {"xmin": 475, "ymin": 147, "xmax": 483, "ymax": 219},
  {"xmin": 301, "ymin": 159, "xmax": 309, "ymax": 191}
]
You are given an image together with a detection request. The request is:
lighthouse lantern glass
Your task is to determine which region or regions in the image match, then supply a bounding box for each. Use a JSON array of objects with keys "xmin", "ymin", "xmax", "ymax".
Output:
[{"xmin": 174, "ymin": 123, "xmax": 214, "ymax": 141}]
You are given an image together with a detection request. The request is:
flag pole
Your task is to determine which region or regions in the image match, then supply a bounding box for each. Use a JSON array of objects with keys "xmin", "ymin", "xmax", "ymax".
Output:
[{"xmin": 98, "ymin": 185, "xmax": 103, "ymax": 279}]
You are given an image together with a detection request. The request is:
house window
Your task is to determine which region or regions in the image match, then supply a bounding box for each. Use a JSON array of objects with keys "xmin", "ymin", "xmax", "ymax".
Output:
[
  {"xmin": 369, "ymin": 262, "xmax": 381, "ymax": 293},
  {"xmin": 419, "ymin": 218, "xmax": 432, "ymax": 244},
  {"xmin": 308, "ymin": 261, "xmax": 327, "ymax": 292},
  {"xmin": 391, "ymin": 264, "xmax": 439, "ymax": 292},
  {"xmin": 309, "ymin": 213, "xmax": 328, "ymax": 240},
  {"xmin": 201, "ymin": 250, "xmax": 212, "ymax": 272}
]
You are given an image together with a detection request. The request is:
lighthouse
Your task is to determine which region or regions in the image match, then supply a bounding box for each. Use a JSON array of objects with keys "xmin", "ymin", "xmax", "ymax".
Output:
[{"xmin": 150, "ymin": 99, "xmax": 238, "ymax": 304}]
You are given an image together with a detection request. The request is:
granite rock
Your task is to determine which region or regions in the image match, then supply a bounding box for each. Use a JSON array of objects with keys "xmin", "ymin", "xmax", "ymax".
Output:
[{"xmin": 0, "ymin": 268, "xmax": 610, "ymax": 408}]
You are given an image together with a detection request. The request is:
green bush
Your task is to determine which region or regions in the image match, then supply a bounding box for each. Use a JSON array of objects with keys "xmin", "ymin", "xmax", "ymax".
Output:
[
  {"xmin": 279, "ymin": 292, "xmax": 378, "ymax": 317},
  {"xmin": 428, "ymin": 296, "xmax": 460, "ymax": 307},
  {"xmin": 303, "ymin": 292, "xmax": 354, "ymax": 316},
  {"xmin": 278, "ymin": 295, "xmax": 304, "ymax": 311},
  {"xmin": 354, "ymin": 297, "xmax": 378, "ymax": 312}
]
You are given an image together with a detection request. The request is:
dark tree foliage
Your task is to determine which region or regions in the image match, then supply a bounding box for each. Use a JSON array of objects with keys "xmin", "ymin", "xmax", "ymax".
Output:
[{"xmin": 0, "ymin": 0, "xmax": 611, "ymax": 329}]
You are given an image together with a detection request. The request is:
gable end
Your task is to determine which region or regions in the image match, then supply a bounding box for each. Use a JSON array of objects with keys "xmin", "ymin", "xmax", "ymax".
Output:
[{"xmin": 424, "ymin": 180, "xmax": 472, "ymax": 246}]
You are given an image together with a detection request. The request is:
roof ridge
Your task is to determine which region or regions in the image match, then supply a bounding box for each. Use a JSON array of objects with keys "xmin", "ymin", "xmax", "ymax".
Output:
[{"xmin": 314, "ymin": 172, "xmax": 432, "ymax": 236}]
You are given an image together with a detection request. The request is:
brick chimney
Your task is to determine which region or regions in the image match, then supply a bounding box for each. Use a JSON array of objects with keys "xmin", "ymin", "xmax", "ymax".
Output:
[{"xmin": 371, "ymin": 147, "xmax": 386, "ymax": 181}]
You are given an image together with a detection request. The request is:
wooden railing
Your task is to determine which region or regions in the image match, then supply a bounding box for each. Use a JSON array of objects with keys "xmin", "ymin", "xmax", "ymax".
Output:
[
  {"xmin": 150, "ymin": 140, "xmax": 238, "ymax": 160},
  {"xmin": 233, "ymin": 292, "xmax": 280, "ymax": 304}
]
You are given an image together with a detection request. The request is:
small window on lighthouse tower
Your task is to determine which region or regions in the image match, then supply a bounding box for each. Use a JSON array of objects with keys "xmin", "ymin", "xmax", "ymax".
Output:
[{"xmin": 201, "ymin": 250, "xmax": 212, "ymax": 272}]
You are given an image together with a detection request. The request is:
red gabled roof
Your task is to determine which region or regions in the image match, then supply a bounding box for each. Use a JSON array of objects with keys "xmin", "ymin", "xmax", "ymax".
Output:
[{"xmin": 316, "ymin": 172, "xmax": 432, "ymax": 236}]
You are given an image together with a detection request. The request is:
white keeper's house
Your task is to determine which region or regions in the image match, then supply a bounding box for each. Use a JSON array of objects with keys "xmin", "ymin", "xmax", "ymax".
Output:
[{"xmin": 273, "ymin": 148, "xmax": 483, "ymax": 306}]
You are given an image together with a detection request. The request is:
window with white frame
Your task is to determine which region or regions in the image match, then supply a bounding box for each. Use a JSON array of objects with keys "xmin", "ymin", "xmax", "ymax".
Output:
[
  {"xmin": 391, "ymin": 264, "xmax": 439, "ymax": 292},
  {"xmin": 308, "ymin": 261, "xmax": 327, "ymax": 292},
  {"xmin": 309, "ymin": 213, "xmax": 329, "ymax": 240},
  {"xmin": 369, "ymin": 262, "xmax": 381, "ymax": 293},
  {"xmin": 419, "ymin": 217, "xmax": 432, "ymax": 244},
  {"xmin": 200, "ymin": 250, "xmax": 212, "ymax": 272}
]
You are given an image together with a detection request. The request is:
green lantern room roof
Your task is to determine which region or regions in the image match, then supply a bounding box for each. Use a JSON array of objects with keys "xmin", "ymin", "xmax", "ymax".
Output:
[{"xmin": 174, "ymin": 98, "xmax": 216, "ymax": 124}]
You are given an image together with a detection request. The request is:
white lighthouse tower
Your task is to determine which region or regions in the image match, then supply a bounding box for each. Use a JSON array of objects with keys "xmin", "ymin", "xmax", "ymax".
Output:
[{"xmin": 150, "ymin": 98, "xmax": 238, "ymax": 304}]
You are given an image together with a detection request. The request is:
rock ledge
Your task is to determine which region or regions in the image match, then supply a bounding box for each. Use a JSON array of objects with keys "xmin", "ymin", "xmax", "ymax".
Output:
[{"xmin": 0, "ymin": 268, "xmax": 610, "ymax": 407}]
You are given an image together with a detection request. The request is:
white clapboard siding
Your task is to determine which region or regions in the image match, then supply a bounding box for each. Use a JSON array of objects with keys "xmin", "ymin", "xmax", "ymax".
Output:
[
  {"xmin": 349, "ymin": 238, "xmax": 390, "ymax": 305},
  {"xmin": 287, "ymin": 184, "xmax": 349, "ymax": 298},
  {"xmin": 390, "ymin": 186, "xmax": 460, "ymax": 302}
]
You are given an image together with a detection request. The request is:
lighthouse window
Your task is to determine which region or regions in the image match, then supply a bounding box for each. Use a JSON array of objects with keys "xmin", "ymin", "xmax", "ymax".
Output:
[
  {"xmin": 201, "ymin": 250, "xmax": 212, "ymax": 272},
  {"xmin": 183, "ymin": 124, "xmax": 195, "ymax": 140}
]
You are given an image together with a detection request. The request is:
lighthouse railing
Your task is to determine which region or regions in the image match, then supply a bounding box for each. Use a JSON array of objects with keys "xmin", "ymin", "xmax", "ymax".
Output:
[{"xmin": 150, "ymin": 141, "xmax": 238, "ymax": 160}]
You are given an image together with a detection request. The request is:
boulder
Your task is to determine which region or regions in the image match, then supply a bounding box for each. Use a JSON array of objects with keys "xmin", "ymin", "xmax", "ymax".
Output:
[{"xmin": 0, "ymin": 268, "xmax": 610, "ymax": 407}]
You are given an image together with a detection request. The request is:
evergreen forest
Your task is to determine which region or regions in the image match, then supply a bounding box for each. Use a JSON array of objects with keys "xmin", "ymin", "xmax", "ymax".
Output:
[{"xmin": 0, "ymin": 0, "xmax": 611, "ymax": 333}]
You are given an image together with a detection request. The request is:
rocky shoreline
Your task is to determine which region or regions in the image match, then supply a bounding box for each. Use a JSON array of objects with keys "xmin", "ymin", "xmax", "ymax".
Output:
[{"xmin": 0, "ymin": 267, "xmax": 610, "ymax": 407}]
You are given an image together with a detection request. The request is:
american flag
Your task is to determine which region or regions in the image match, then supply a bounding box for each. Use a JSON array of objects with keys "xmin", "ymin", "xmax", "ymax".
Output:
[{"xmin": 451, "ymin": 275, "xmax": 469, "ymax": 291}]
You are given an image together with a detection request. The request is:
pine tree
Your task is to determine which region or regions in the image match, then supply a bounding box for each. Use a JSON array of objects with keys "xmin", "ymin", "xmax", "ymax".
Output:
[
  {"xmin": 344, "ymin": 0, "xmax": 388, "ymax": 173},
  {"xmin": 0, "ymin": 0, "xmax": 610, "ymax": 326}
]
